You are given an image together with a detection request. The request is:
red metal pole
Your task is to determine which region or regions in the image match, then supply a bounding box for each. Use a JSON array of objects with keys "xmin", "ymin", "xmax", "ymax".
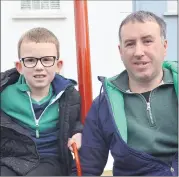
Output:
[{"xmin": 74, "ymin": 0, "xmax": 93, "ymax": 124}]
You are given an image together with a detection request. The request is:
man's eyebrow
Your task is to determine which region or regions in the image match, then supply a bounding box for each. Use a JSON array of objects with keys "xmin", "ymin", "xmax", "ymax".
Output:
[
  {"xmin": 141, "ymin": 35, "xmax": 154, "ymax": 39},
  {"xmin": 124, "ymin": 35, "xmax": 154, "ymax": 43},
  {"xmin": 124, "ymin": 39, "xmax": 135, "ymax": 44}
]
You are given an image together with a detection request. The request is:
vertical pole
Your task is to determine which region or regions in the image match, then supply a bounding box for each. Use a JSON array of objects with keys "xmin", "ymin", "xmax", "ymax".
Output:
[{"xmin": 74, "ymin": 0, "xmax": 93, "ymax": 124}]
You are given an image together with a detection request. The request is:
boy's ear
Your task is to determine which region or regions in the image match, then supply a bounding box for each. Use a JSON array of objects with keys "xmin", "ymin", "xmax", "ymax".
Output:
[
  {"xmin": 56, "ymin": 60, "xmax": 63, "ymax": 73},
  {"xmin": 15, "ymin": 61, "xmax": 23, "ymax": 74}
]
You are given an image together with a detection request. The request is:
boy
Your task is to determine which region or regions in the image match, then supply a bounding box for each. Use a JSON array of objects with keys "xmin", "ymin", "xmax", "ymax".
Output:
[{"xmin": 1, "ymin": 27, "xmax": 83, "ymax": 176}]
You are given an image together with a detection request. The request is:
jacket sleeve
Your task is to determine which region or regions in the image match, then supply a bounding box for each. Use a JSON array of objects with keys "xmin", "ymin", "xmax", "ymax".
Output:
[
  {"xmin": 71, "ymin": 97, "xmax": 109, "ymax": 176},
  {"xmin": 69, "ymin": 87, "xmax": 83, "ymax": 136}
]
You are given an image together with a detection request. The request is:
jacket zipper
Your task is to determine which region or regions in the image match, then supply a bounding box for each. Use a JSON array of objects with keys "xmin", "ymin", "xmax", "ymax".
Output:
[
  {"xmin": 146, "ymin": 102, "xmax": 154, "ymax": 125},
  {"xmin": 126, "ymin": 90, "xmax": 155, "ymax": 125},
  {"xmin": 27, "ymin": 91, "xmax": 64, "ymax": 138},
  {"xmin": 145, "ymin": 92, "xmax": 154, "ymax": 125}
]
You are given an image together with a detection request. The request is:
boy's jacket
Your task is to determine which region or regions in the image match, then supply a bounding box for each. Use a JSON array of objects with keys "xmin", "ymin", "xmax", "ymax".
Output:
[{"xmin": 0, "ymin": 68, "xmax": 83, "ymax": 175}]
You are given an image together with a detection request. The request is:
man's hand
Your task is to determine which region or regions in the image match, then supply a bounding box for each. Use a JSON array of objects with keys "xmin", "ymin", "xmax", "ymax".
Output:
[{"xmin": 68, "ymin": 133, "xmax": 82, "ymax": 152}]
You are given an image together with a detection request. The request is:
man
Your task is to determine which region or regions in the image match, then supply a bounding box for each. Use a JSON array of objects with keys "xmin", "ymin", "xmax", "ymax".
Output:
[{"xmin": 71, "ymin": 11, "xmax": 178, "ymax": 176}]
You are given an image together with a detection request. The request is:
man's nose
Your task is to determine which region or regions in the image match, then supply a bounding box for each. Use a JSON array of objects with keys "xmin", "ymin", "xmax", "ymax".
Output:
[{"xmin": 134, "ymin": 42, "xmax": 144, "ymax": 58}]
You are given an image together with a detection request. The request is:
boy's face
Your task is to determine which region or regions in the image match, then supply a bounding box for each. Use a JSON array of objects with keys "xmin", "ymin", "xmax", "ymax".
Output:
[{"xmin": 16, "ymin": 42, "xmax": 62, "ymax": 90}]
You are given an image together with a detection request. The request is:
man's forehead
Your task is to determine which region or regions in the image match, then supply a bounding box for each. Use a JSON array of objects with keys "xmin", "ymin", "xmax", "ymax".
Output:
[{"xmin": 120, "ymin": 21, "xmax": 160, "ymax": 41}]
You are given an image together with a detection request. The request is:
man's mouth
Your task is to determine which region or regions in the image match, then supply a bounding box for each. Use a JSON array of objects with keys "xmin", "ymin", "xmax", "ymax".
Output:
[{"xmin": 134, "ymin": 62, "xmax": 149, "ymax": 66}]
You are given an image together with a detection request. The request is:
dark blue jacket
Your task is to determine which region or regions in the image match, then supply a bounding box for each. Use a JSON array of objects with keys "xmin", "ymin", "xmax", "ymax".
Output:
[{"xmin": 71, "ymin": 62, "xmax": 178, "ymax": 176}]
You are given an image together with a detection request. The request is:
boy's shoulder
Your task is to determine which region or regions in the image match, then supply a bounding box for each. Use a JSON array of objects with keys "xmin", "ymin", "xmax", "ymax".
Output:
[
  {"xmin": 1, "ymin": 68, "xmax": 18, "ymax": 79},
  {"xmin": 1, "ymin": 68, "xmax": 19, "ymax": 91},
  {"xmin": 63, "ymin": 85, "xmax": 81, "ymax": 105}
]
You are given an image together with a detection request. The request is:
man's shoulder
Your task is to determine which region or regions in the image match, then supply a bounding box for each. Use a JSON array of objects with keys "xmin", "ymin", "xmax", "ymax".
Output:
[{"xmin": 89, "ymin": 92, "xmax": 109, "ymax": 115}]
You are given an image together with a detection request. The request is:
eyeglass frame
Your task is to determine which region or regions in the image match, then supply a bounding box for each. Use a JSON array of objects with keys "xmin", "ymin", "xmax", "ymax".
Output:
[{"xmin": 19, "ymin": 56, "xmax": 59, "ymax": 68}]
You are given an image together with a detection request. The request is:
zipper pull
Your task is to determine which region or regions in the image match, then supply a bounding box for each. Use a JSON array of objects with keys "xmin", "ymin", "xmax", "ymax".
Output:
[
  {"xmin": 147, "ymin": 102, "xmax": 150, "ymax": 110},
  {"xmin": 36, "ymin": 124, "xmax": 40, "ymax": 138}
]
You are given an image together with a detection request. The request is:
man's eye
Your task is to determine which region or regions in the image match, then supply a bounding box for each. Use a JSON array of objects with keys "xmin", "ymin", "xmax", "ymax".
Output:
[
  {"xmin": 126, "ymin": 43, "xmax": 134, "ymax": 47},
  {"xmin": 144, "ymin": 40, "xmax": 152, "ymax": 44}
]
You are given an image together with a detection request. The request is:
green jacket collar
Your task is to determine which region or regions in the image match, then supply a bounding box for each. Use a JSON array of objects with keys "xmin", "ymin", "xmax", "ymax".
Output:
[{"xmin": 110, "ymin": 61, "xmax": 176, "ymax": 93}]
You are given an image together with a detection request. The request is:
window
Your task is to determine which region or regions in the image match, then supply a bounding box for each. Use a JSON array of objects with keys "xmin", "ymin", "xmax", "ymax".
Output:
[
  {"xmin": 21, "ymin": 0, "xmax": 60, "ymax": 10},
  {"xmin": 164, "ymin": 0, "xmax": 178, "ymax": 16},
  {"xmin": 12, "ymin": 0, "xmax": 66, "ymax": 19}
]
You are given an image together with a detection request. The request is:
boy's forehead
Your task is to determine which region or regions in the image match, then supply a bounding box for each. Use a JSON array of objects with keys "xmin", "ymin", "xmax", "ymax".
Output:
[{"xmin": 20, "ymin": 42, "xmax": 57, "ymax": 57}]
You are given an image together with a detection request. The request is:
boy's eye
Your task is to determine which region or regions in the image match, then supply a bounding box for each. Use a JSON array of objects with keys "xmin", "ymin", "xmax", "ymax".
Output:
[
  {"xmin": 43, "ymin": 58, "xmax": 51, "ymax": 61},
  {"xmin": 25, "ymin": 58, "xmax": 36, "ymax": 63},
  {"xmin": 42, "ymin": 57, "xmax": 54, "ymax": 62}
]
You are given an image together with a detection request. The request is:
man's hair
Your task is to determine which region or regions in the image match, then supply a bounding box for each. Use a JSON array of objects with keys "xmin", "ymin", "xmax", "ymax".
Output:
[
  {"xmin": 18, "ymin": 27, "xmax": 60, "ymax": 59},
  {"xmin": 119, "ymin": 10, "xmax": 167, "ymax": 42}
]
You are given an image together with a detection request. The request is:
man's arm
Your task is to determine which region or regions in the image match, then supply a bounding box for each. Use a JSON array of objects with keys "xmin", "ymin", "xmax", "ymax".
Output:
[{"xmin": 71, "ymin": 97, "xmax": 109, "ymax": 176}]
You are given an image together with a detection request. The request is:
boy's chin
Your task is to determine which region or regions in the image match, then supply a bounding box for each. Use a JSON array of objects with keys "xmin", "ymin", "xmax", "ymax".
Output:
[{"xmin": 31, "ymin": 83, "xmax": 50, "ymax": 89}]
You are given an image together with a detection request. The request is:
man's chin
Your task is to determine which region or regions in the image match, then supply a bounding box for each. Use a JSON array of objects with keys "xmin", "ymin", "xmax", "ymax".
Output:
[{"xmin": 135, "ymin": 74, "xmax": 152, "ymax": 82}]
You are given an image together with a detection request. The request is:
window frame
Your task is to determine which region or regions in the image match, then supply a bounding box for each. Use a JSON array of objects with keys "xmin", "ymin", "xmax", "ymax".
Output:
[{"xmin": 164, "ymin": 0, "xmax": 178, "ymax": 16}]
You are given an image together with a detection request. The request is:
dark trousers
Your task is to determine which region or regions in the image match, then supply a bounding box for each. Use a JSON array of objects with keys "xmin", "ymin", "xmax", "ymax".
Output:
[{"xmin": 1, "ymin": 157, "xmax": 62, "ymax": 176}]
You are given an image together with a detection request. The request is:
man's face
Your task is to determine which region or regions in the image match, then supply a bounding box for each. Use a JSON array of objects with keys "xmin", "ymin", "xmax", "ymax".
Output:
[
  {"xmin": 119, "ymin": 21, "xmax": 167, "ymax": 83},
  {"xmin": 16, "ymin": 42, "xmax": 62, "ymax": 90}
]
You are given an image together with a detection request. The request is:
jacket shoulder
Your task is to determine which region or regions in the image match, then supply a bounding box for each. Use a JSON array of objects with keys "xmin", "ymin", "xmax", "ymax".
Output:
[
  {"xmin": 64, "ymin": 86, "xmax": 81, "ymax": 105},
  {"xmin": 1, "ymin": 68, "xmax": 19, "ymax": 90}
]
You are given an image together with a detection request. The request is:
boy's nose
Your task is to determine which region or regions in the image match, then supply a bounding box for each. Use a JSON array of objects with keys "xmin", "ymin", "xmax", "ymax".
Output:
[{"xmin": 35, "ymin": 60, "xmax": 44, "ymax": 70}]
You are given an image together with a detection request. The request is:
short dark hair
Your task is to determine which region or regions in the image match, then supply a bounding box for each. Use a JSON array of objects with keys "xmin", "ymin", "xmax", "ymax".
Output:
[
  {"xmin": 18, "ymin": 27, "xmax": 60, "ymax": 59},
  {"xmin": 119, "ymin": 10, "xmax": 167, "ymax": 41}
]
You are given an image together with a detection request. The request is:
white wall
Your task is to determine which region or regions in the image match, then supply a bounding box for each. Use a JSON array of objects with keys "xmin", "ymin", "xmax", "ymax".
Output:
[{"xmin": 1, "ymin": 0, "xmax": 132, "ymax": 171}]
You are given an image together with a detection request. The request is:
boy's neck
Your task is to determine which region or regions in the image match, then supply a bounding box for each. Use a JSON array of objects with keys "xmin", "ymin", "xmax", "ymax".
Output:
[{"xmin": 30, "ymin": 85, "xmax": 50, "ymax": 102}]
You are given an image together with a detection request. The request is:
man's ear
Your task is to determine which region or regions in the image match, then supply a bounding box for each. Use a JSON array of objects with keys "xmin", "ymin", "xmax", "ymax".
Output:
[
  {"xmin": 118, "ymin": 44, "xmax": 124, "ymax": 60},
  {"xmin": 163, "ymin": 39, "xmax": 168, "ymax": 57},
  {"xmin": 118, "ymin": 44, "xmax": 122, "ymax": 55},
  {"xmin": 15, "ymin": 61, "xmax": 23, "ymax": 74}
]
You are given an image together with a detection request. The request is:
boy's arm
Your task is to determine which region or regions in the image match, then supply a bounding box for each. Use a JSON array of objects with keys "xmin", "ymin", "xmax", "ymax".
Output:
[
  {"xmin": 68, "ymin": 87, "xmax": 83, "ymax": 136},
  {"xmin": 71, "ymin": 98, "xmax": 109, "ymax": 176}
]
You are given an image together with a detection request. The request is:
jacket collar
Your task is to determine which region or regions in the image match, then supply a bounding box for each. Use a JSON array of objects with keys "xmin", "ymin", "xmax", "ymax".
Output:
[{"xmin": 1, "ymin": 68, "xmax": 77, "ymax": 95}]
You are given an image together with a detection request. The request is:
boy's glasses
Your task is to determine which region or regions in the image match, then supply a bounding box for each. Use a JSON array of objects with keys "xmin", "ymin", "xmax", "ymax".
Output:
[{"xmin": 20, "ymin": 56, "xmax": 58, "ymax": 68}]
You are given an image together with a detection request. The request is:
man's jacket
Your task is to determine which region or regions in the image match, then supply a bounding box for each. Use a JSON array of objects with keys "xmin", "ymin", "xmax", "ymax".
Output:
[
  {"xmin": 0, "ymin": 68, "xmax": 83, "ymax": 176},
  {"xmin": 71, "ymin": 61, "xmax": 178, "ymax": 176}
]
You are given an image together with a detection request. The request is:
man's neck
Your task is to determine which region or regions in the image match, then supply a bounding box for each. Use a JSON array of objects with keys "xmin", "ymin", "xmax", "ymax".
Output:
[
  {"xmin": 30, "ymin": 86, "xmax": 50, "ymax": 102},
  {"xmin": 129, "ymin": 73, "xmax": 163, "ymax": 93}
]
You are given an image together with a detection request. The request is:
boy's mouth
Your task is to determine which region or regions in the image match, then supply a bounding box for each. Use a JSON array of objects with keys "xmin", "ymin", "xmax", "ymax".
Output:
[{"xmin": 33, "ymin": 75, "xmax": 46, "ymax": 78}]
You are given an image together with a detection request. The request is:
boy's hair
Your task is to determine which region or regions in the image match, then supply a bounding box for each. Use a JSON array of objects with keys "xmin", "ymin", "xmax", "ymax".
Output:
[
  {"xmin": 18, "ymin": 27, "xmax": 60, "ymax": 59},
  {"xmin": 119, "ymin": 10, "xmax": 167, "ymax": 42}
]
